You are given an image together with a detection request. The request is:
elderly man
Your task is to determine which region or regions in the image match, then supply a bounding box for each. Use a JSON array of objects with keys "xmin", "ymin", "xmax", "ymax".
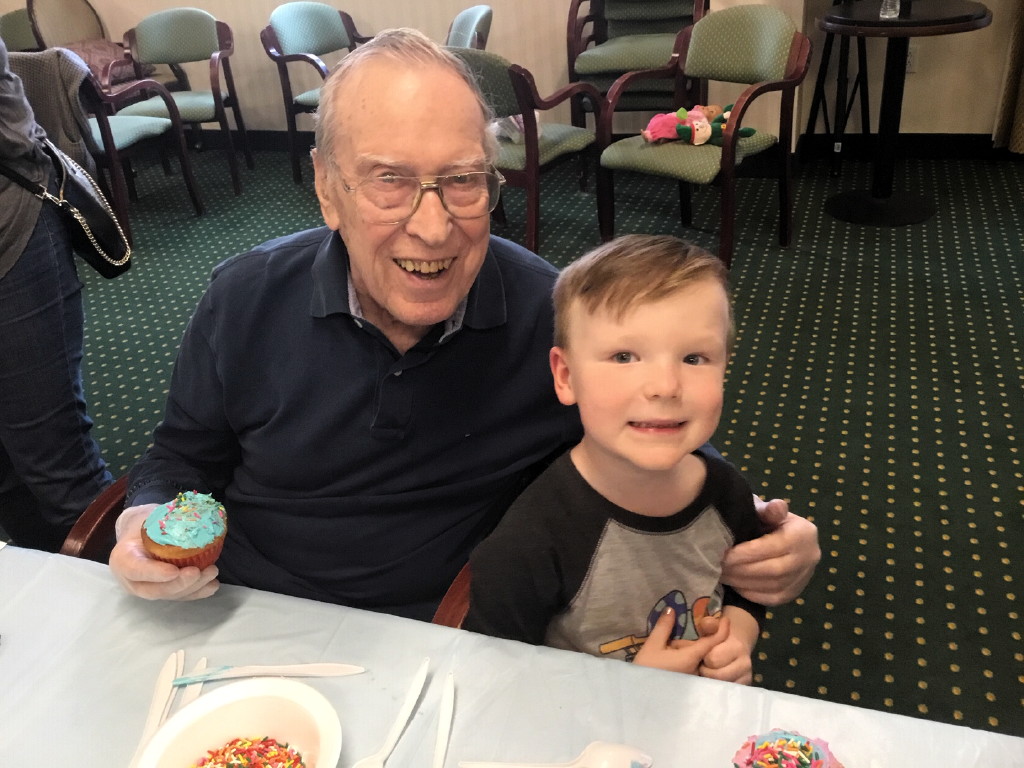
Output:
[{"xmin": 109, "ymin": 29, "xmax": 818, "ymax": 620}]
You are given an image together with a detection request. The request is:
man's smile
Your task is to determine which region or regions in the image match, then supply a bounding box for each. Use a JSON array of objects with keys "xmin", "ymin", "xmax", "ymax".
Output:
[{"xmin": 395, "ymin": 258, "xmax": 454, "ymax": 279}]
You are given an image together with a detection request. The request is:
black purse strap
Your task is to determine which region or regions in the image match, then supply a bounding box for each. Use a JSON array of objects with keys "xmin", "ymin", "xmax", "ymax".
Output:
[{"xmin": 0, "ymin": 140, "xmax": 68, "ymax": 208}]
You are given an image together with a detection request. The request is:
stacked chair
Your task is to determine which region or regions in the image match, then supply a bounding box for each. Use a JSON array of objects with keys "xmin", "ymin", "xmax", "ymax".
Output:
[
  {"xmin": 119, "ymin": 8, "xmax": 253, "ymax": 195},
  {"xmin": 451, "ymin": 47, "xmax": 603, "ymax": 254},
  {"xmin": 0, "ymin": 8, "xmax": 41, "ymax": 51},
  {"xmin": 597, "ymin": 5, "xmax": 811, "ymax": 266},
  {"xmin": 567, "ymin": 0, "xmax": 708, "ymax": 129},
  {"xmin": 261, "ymin": 1, "xmax": 372, "ymax": 184}
]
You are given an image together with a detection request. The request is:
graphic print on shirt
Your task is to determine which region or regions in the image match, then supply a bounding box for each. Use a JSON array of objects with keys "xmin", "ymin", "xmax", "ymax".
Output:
[{"xmin": 597, "ymin": 587, "xmax": 724, "ymax": 661}]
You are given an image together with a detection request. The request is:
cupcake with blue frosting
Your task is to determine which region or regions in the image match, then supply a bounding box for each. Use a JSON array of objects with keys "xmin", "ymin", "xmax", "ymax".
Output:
[{"xmin": 141, "ymin": 491, "xmax": 227, "ymax": 569}]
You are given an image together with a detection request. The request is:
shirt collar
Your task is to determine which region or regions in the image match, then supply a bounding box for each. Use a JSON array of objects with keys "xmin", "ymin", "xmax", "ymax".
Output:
[{"xmin": 309, "ymin": 230, "xmax": 508, "ymax": 336}]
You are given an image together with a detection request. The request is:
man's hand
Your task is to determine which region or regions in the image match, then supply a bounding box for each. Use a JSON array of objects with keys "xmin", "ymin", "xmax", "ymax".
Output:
[
  {"xmin": 633, "ymin": 608, "xmax": 730, "ymax": 675},
  {"xmin": 721, "ymin": 498, "xmax": 820, "ymax": 606},
  {"xmin": 108, "ymin": 504, "xmax": 220, "ymax": 601},
  {"xmin": 698, "ymin": 607, "xmax": 759, "ymax": 684}
]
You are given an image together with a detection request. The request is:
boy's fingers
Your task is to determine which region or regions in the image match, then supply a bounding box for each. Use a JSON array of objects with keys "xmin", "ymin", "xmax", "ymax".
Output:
[
  {"xmin": 696, "ymin": 615, "xmax": 721, "ymax": 637},
  {"xmin": 646, "ymin": 607, "xmax": 676, "ymax": 648}
]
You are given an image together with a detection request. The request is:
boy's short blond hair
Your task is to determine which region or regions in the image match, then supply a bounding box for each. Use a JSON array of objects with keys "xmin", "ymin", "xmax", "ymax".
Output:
[{"xmin": 553, "ymin": 235, "xmax": 731, "ymax": 349}]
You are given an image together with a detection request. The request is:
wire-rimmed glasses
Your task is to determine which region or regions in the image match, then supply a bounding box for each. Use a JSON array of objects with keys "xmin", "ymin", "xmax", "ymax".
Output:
[{"xmin": 341, "ymin": 170, "xmax": 506, "ymax": 224}]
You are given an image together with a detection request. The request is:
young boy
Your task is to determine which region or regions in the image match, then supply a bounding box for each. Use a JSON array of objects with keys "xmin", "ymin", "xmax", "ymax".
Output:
[{"xmin": 463, "ymin": 235, "xmax": 767, "ymax": 683}]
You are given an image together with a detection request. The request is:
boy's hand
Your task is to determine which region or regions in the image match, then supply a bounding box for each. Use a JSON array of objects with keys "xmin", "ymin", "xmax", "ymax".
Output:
[
  {"xmin": 633, "ymin": 608, "xmax": 730, "ymax": 675},
  {"xmin": 698, "ymin": 607, "xmax": 759, "ymax": 684}
]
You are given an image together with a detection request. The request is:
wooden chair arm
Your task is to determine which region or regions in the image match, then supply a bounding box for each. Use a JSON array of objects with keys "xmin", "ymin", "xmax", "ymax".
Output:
[
  {"xmin": 59, "ymin": 475, "xmax": 128, "ymax": 562},
  {"xmin": 431, "ymin": 563, "xmax": 472, "ymax": 629}
]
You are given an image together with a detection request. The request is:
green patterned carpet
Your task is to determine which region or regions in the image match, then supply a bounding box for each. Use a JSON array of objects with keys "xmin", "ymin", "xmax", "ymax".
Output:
[{"xmin": 77, "ymin": 147, "xmax": 1022, "ymax": 738}]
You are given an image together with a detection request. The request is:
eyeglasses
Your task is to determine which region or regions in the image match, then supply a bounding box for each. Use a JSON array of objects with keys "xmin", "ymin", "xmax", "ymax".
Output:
[{"xmin": 340, "ymin": 170, "xmax": 506, "ymax": 224}]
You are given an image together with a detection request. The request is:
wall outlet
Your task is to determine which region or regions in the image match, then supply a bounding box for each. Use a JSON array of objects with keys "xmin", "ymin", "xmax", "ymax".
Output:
[{"xmin": 906, "ymin": 43, "xmax": 918, "ymax": 73}]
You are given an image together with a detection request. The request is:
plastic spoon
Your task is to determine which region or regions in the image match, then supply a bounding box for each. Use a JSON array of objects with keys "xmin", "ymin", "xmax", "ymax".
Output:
[{"xmin": 458, "ymin": 741, "xmax": 654, "ymax": 768}]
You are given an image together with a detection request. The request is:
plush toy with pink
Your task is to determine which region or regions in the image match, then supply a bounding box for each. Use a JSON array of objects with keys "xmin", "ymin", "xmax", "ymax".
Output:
[{"xmin": 641, "ymin": 103, "xmax": 755, "ymax": 145}]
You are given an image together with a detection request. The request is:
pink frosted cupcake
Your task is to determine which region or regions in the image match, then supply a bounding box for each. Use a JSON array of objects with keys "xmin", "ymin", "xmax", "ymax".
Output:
[
  {"xmin": 732, "ymin": 729, "xmax": 844, "ymax": 768},
  {"xmin": 141, "ymin": 491, "xmax": 227, "ymax": 569}
]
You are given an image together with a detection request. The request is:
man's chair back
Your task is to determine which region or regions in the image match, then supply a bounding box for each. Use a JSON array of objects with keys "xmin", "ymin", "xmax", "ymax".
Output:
[
  {"xmin": 120, "ymin": 7, "xmax": 253, "ymax": 195},
  {"xmin": 261, "ymin": 1, "xmax": 371, "ymax": 184},
  {"xmin": 59, "ymin": 475, "xmax": 127, "ymax": 562},
  {"xmin": 446, "ymin": 5, "xmax": 492, "ymax": 50},
  {"xmin": 451, "ymin": 46, "xmax": 605, "ymax": 253},
  {"xmin": 598, "ymin": 5, "xmax": 810, "ymax": 266},
  {"xmin": 431, "ymin": 563, "xmax": 472, "ymax": 628}
]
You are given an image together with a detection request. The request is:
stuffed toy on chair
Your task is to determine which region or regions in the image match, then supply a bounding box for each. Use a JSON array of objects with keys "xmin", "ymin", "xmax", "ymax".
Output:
[{"xmin": 641, "ymin": 104, "xmax": 755, "ymax": 145}]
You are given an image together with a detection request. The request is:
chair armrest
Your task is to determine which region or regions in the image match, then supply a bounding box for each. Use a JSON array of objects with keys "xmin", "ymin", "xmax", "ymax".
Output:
[
  {"xmin": 431, "ymin": 563, "xmax": 472, "ymax": 628},
  {"xmin": 59, "ymin": 475, "xmax": 128, "ymax": 562},
  {"xmin": 510, "ymin": 64, "xmax": 603, "ymax": 117},
  {"xmin": 601, "ymin": 56, "xmax": 681, "ymax": 144}
]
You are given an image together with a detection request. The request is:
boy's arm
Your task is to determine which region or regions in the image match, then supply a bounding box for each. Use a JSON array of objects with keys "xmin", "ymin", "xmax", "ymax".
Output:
[
  {"xmin": 462, "ymin": 518, "xmax": 563, "ymax": 644},
  {"xmin": 697, "ymin": 605, "xmax": 759, "ymax": 684}
]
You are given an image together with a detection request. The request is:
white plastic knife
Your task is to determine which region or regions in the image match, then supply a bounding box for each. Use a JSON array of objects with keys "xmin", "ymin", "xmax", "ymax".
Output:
[
  {"xmin": 127, "ymin": 651, "xmax": 180, "ymax": 768},
  {"xmin": 433, "ymin": 672, "xmax": 455, "ymax": 768},
  {"xmin": 172, "ymin": 661, "xmax": 365, "ymax": 686}
]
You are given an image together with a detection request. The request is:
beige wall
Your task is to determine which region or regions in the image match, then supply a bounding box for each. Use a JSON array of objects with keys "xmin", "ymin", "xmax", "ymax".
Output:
[{"xmin": 4, "ymin": 0, "xmax": 1014, "ymax": 136}]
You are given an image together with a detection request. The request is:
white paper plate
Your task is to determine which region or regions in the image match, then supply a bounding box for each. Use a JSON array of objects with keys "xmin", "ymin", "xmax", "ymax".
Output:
[{"xmin": 138, "ymin": 677, "xmax": 341, "ymax": 768}]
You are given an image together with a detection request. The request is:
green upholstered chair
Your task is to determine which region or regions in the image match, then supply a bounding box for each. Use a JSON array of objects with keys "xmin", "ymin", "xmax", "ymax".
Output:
[
  {"xmin": 446, "ymin": 5, "xmax": 492, "ymax": 50},
  {"xmin": 119, "ymin": 8, "xmax": 253, "ymax": 195},
  {"xmin": 1, "ymin": 8, "xmax": 41, "ymax": 52},
  {"xmin": 9, "ymin": 46, "xmax": 202, "ymax": 246},
  {"xmin": 260, "ymin": 2, "xmax": 371, "ymax": 184},
  {"xmin": 567, "ymin": 0, "xmax": 708, "ymax": 129},
  {"xmin": 450, "ymin": 47, "xmax": 604, "ymax": 254},
  {"xmin": 597, "ymin": 5, "xmax": 811, "ymax": 267}
]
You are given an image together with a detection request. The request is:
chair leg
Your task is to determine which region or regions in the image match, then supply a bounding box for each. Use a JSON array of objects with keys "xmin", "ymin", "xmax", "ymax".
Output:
[
  {"xmin": 778, "ymin": 145, "xmax": 794, "ymax": 248},
  {"xmin": 678, "ymin": 181, "xmax": 692, "ymax": 227},
  {"xmin": 124, "ymin": 160, "xmax": 138, "ymax": 201},
  {"xmin": 102, "ymin": 158, "xmax": 134, "ymax": 247},
  {"xmin": 230, "ymin": 99, "xmax": 255, "ymax": 171},
  {"xmin": 286, "ymin": 112, "xmax": 302, "ymax": 184},
  {"xmin": 525, "ymin": 181, "xmax": 540, "ymax": 254},
  {"xmin": 216, "ymin": 108, "xmax": 243, "ymax": 195},
  {"xmin": 170, "ymin": 131, "xmax": 205, "ymax": 217},
  {"xmin": 491, "ymin": 191, "xmax": 508, "ymax": 226},
  {"xmin": 718, "ymin": 171, "xmax": 736, "ymax": 269},
  {"xmin": 596, "ymin": 166, "xmax": 614, "ymax": 242}
]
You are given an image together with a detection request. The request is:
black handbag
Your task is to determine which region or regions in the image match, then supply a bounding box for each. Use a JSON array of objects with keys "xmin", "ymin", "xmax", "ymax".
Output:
[{"xmin": 0, "ymin": 139, "xmax": 131, "ymax": 278}]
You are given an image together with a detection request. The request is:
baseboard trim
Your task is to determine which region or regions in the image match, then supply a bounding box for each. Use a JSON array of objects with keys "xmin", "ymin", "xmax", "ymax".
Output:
[{"xmin": 796, "ymin": 132, "xmax": 1020, "ymax": 162}]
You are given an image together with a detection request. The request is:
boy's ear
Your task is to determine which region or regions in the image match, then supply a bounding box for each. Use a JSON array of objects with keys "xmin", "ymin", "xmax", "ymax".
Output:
[{"xmin": 549, "ymin": 346, "xmax": 578, "ymax": 406}]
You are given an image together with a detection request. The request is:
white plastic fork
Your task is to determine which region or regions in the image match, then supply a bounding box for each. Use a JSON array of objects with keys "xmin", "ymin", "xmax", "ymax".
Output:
[
  {"xmin": 352, "ymin": 656, "xmax": 430, "ymax": 768},
  {"xmin": 127, "ymin": 649, "xmax": 183, "ymax": 768}
]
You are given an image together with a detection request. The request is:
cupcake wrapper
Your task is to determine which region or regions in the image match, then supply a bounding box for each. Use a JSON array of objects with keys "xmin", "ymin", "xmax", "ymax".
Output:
[{"xmin": 148, "ymin": 536, "xmax": 225, "ymax": 570}]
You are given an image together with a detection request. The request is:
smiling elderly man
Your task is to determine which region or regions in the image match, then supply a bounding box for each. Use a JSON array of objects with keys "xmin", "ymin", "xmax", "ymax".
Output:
[{"xmin": 109, "ymin": 29, "xmax": 819, "ymax": 619}]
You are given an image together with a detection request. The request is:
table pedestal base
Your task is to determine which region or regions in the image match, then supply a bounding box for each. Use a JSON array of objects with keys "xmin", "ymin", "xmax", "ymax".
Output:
[{"xmin": 825, "ymin": 189, "xmax": 936, "ymax": 226}]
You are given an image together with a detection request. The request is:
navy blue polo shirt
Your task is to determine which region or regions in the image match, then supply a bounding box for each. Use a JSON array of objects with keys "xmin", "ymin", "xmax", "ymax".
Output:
[{"xmin": 128, "ymin": 227, "xmax": 581, "ymax": 619}]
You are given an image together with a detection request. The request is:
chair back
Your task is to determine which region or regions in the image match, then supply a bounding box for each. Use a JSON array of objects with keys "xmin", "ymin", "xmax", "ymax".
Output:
[
  {"xmin": 684, "ymin": 5, "xmax": 796, "ymax": 85},
  {"xmin": 269, "ymin": 1, "xmax": 358, "ymax": 56},
  {"xmin": 27, "ymin": 0, "xmax": 104, "ymax": 46},
  {"xmin": 450, "ymin": 47, "xmax": 520, "ymax": 120},
  {"xmin": 446, "ymin": 5, "xmax": 492, "ymax": 50},
  {"xmin": 431, "ymin": 563, "xmax": 471, "ymax": 628},
  {"xmin": 131, "ymin": 7, "xmax": 221, "ymax": 64},
  {"xmin": 1, "ymin": 8, "xmax": 41, "ymax": 51},
  {"xmin": 603, "ymin": 0, "xmax": 700, "ymax": 38}
]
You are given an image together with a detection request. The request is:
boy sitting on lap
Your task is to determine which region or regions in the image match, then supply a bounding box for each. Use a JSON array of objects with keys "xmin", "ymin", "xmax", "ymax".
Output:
[{"xmin": 464, "ymin": 235, "xmax": 767, "ymax": 683}]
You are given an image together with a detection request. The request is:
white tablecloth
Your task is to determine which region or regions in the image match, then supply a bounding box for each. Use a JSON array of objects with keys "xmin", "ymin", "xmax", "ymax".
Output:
[{"xmin": 1, "ymin": 546, "xmax": 1022, "ymax": 766}]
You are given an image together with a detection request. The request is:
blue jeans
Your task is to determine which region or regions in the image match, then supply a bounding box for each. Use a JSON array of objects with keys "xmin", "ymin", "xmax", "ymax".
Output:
[{"xmin": 0, "ymin": 192, "xmax": 112, "ymax": 551}]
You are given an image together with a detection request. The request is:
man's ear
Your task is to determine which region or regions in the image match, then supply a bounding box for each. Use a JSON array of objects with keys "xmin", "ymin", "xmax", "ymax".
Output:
[
  {"xmin": 311, "ymin": 148, "xmax": 342, "ymax": 231},
  {"xmin": 549, "ymin": 346, "xmax": 577, "ymax": 406}
]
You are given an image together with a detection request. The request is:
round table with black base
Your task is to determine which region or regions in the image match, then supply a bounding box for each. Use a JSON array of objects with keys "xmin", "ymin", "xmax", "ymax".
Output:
[{"xmin": 819, "ymin": 0, "xmax": 991, "ymax": 226}]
